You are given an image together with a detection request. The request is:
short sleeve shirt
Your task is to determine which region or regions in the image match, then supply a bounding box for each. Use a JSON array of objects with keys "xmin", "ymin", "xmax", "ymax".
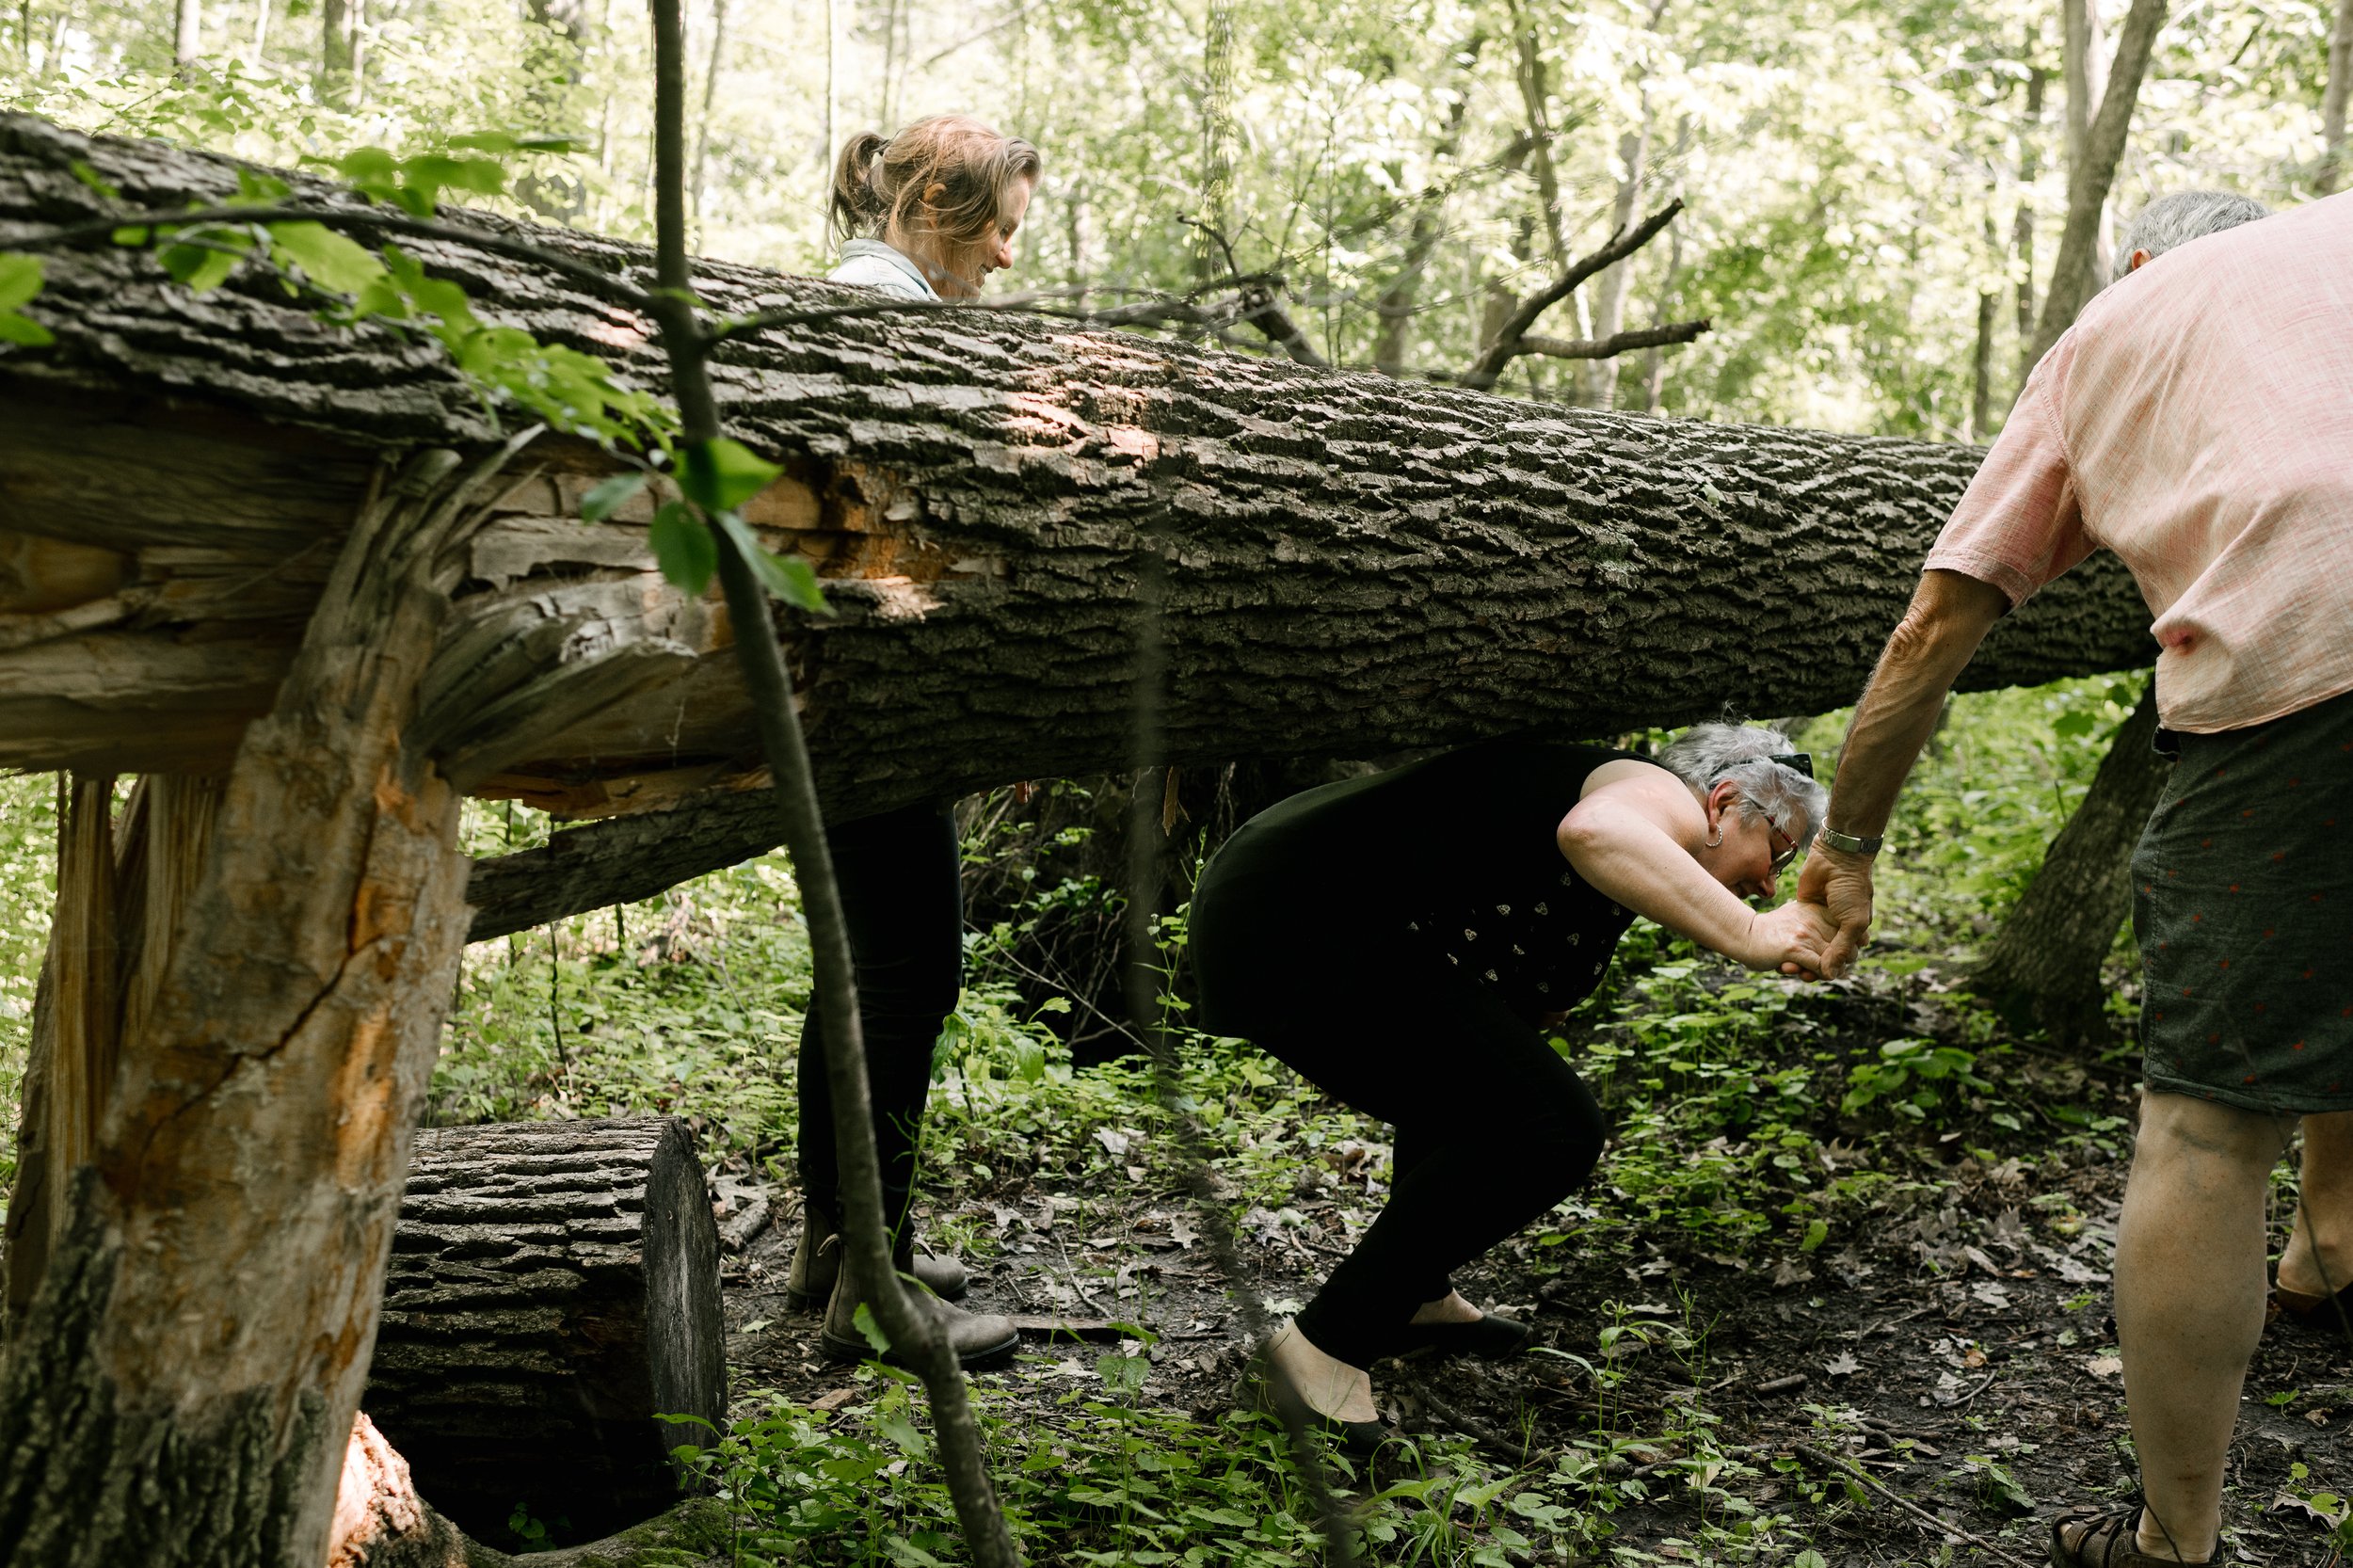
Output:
[
  {"xmin": 1924, "ymin": 191, "xmax": 2353, "ymax": 733},
  {"xmin": 828, "ymin": 240, "xmax": 937, "ymax": 300}
]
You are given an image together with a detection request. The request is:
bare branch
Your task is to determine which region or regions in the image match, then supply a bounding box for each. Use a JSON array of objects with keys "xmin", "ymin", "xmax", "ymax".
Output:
[
  {"xmin": 1233, "ymin": 281, "xmax": 1326, "ymax": 366},
  {"xmin": 1461, "ymin": 197, "xmax": 1686, "ymax": 390},
  {"xmin": 1511, "ymin": 317, "xmax": 1710, "ymax": 362}
]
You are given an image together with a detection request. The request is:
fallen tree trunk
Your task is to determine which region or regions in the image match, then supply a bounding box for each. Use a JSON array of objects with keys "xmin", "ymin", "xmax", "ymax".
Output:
[
  {"xmin": 364, "ymin": 1118, "xmax": 725, "ymax": 1549},
  {"xmin": 1, "ymin": 114, "xmax": 2160, "ymax": 904}
]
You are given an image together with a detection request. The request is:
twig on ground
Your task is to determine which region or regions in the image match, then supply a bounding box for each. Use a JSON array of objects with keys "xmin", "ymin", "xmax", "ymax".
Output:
[
  {"xmin": 1395, "ymin": 1372, "xmax": 1530, "ymax": 1465},
  {"xmin": 1792, "ymin": 1442, "xmax": 2039, "ymax": 1568}
]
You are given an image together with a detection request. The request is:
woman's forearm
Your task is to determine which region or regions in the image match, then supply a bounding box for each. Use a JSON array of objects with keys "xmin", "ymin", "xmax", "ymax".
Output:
[{"xmin": 1561, "ymin": 804, "xmax": 1755, "ymax": 960}]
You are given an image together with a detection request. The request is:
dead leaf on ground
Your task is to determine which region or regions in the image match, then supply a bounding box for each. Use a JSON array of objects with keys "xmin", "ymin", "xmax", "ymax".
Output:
[
  {"xmin": 809, "ymin": 1387, "xmax": 857, "ymax": 1412},
  {"xmin": 1825, "ymin": 1351, "xmax": 1861, "ymax": 1376}
]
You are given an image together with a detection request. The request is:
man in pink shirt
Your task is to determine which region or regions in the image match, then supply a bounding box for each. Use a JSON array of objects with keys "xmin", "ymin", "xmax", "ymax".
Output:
[{"xmin": 1801, "ymin": 187, "xmax": 2353, "ymax": 1566}]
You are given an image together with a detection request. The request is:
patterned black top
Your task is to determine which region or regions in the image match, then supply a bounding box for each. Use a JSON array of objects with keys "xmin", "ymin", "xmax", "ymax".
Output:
[{"xmin": 1194, "ymin": 737, "xmax": 1640, "ymax": 1024}]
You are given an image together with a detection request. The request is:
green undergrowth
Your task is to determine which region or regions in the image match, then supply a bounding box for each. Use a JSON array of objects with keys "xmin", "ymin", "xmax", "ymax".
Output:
[
  {"xmin": 0, "ymin": 676, "xmax": 2158, "ymax": 1560},
  {"xmin": 666, "ymin": 1343, "xmax": 1817, "ymax": 1568},
  {"xmin": 0, "ymin": 772, "xmax": 55, "ymax": 1199}
]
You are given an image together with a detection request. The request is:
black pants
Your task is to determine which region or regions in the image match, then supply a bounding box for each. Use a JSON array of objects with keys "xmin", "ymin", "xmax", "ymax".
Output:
[
  {"xmin": 1193, "ymin": 920, "xmax": 1607, "ymax": 1370},
  {"xmin": 795, "ymin": 802, "xmax": 964, "ymax": 1256}
]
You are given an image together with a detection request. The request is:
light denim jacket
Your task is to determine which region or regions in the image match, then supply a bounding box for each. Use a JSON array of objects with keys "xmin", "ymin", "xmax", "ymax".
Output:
[{"xmin": 829, "ymin": 239, "xmax": 937, "ymax": 300}]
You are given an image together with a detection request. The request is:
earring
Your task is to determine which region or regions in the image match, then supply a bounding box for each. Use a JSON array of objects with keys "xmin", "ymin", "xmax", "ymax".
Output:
[{"xmin": 1705, "ymin": 823, "xmax": 1723, "ymax": 848}]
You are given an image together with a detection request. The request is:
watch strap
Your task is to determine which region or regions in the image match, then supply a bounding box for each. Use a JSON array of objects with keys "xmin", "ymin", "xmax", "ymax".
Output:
[{"xmin": 1817, "ymin": 826, "xmax": 1883, "ymax": 856}]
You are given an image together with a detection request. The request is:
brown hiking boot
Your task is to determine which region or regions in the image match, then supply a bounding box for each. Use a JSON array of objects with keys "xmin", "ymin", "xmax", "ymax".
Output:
[
  {"xmin": 786, "ymin": 1197, "xmax": 969, "ymax": 1308},
  {"xmin": 818, "ymin": 1248, "xmax": 1019, "ymax": 1371}
]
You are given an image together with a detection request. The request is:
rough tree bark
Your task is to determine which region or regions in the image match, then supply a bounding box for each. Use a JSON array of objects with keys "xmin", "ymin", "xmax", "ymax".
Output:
[
  {"xmin": 2, "ymin": 115, "xmax": 2168, "ymax": 912},
  {"xmin": 1971, "ymin": 679, "xmax": 2166, "ymax": 1042},
  {"xmin": 0, "ymin": 439, "xmax": 526, "ymax": 1567},
  {"xmin": 0, "ymin": 118, "xmax": 2164, "ymax": 940},
  {"xmin": 365, "ymin": 1119, "xmax": 724, "ymax": 1545}
]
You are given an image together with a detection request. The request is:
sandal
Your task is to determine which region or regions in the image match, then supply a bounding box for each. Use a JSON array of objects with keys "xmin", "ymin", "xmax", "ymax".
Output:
[
  {"xmin": 2048, "ymin": 1502, "xmax": 2211, "ymax": 1566},
  {"xmin": 2272, "ymin": 1277, "xmax": 2353, "ymax": 1332}
]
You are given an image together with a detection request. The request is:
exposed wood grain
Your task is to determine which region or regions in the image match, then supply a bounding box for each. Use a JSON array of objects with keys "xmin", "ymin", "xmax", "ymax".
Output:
[{"xmin": 0, "ymin": 442, "xmax": 525, "ymax": 1568}]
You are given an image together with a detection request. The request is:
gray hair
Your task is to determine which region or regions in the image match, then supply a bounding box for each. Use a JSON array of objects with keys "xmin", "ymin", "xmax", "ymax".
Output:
[
  {"xmin": 1657, "ymin": 722, "xmax": 1828, "ymax": 842},
  {"xmin": 2111, "ymin": 189, "xmax": 2270, "ymax": 283}
]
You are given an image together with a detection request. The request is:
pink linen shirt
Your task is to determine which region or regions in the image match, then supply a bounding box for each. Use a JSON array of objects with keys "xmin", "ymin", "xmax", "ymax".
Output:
[{"xmin": 1924, "ymin": 190, "xmax": 2353, "ymax": 733}]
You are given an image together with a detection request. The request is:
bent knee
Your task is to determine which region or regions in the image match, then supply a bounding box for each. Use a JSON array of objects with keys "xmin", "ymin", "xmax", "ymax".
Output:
[
  {"xmin": 2137, "ymin": 1089, "xmax": 2294, "ymax": 1167},
  {"xmin": 1496, "ymin": 1090, "xmax": 1608, "ymax": 1193}
]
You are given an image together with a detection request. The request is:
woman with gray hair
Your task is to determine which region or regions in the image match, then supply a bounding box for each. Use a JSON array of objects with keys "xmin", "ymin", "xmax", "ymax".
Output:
[{"xmin": 1189, "ymin": 724, "xmax": 1832, "ymax": 1448}]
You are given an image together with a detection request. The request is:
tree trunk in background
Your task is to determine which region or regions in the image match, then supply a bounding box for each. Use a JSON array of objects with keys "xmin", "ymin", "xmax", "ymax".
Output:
[
  {"xmin": 319, "ymin": 0, "xmax": 356, "ymax": 104},
  {"xmin": 2320, "ymin": 0, "xmax": 2353, "ymax": 195},
  {"xmin": 0, "ymin": 443, "xmax": 514, "ymax": 1566},
  {"xmin": 1983, "ymin": 0, "xmax": 2171, "ymax": 1040},
  {"xmin": 1970, "ymin": 213, "xmax": 1997, "ymax": 440},
  {"xmin": 1972, "ymin": 680, "xmax": 2169, "ymax": 1042},
  {"xmin": 2013, "ymin": 61, "xmax": 2044, "ymax": 390},
  {"xmin": 1578, "ymin": 118, "xmax": 1650, "ymax": 408},
  {"xmin": 1640, "ymin": 116, "xmax": 1691, "ymax": 414},
  {"xmin": 2027, "ymin": 0, "xmax": 2165, "ymax": 370},
  {"xmin": 1372, "ymin": 40, "xmax": 1479, "ymax": 376},
  {"xmin": 172, "ymin": 0, "xmax": 200, "ymax": 63},
  {"xmin": 2061, "ymin": 0, "xmax": 2114, "ymax": 289},
  {"xmin": 518, "ymin": 0, "xmax": 589, "ymax": 223},
  {"xmin": 1508, "ymin": 1, "xmax": 1569, "ymax": 270},
  {"xmin": 689, "ymin": 0, "xmax": 729, "ymax": 240}
]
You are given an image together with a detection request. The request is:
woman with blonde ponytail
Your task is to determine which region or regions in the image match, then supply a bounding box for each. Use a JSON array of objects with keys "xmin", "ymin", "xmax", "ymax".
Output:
[
  {"xmin": 827, "ymin": 115, "xmax": 1041, "ymax": 300},
  {"xmin": 789, "ymin": 118, "xmax": 1045, "ymax": 1372}
]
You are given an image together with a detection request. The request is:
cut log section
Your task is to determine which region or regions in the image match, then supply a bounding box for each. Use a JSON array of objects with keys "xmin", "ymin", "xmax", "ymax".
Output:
[{"xmin": 364, "ymin": 1117, "xmax": 726, "ymax": 1547}]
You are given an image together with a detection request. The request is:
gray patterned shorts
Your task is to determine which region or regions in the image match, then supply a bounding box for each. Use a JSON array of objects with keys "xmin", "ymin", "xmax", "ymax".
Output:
[
  {"xmin": 2137, "ymin": 687, "xmax": 2353, "ymax": 1111},
  {"xmin": 2136, "ymin": 685, "xmax": 2353, "ymax": 1114}
]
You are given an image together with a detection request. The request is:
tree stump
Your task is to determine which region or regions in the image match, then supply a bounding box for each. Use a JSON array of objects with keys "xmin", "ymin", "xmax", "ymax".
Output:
[{"xmin": 364, "ymin": 1117, "xmax": 726, "ymax": 1547}]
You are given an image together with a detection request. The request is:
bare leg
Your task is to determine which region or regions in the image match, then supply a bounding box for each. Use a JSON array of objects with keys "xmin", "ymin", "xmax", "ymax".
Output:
[
  {"xmin": 2107, "ymin": 1092, "xmax": 2290, "ymax": 1561},
  {"xmin": 2277, "ymin": 1111, "xmax": 2353, "ymax": 1303}
]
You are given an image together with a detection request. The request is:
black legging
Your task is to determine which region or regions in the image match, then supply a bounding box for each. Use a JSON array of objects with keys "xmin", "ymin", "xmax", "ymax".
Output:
[
  {"xmin": 1193, "ymin": 923, "xmax": 1609, "ymax": 1370},
  {"xmin": 795, "ymin": 802, "xmax": 963, "ymax": 1257}
]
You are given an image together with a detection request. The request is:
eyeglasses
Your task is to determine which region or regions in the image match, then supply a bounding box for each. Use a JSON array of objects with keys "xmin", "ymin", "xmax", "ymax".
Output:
[{"xmin": 1763, "ymin": 808, "xmax": 1801, "ymax": 873}]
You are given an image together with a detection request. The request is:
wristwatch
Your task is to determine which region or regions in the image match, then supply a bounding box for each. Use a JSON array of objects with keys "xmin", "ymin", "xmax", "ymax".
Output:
[{"xmin": 1816, "ymin": 826, "xmax": 1884, "ymax": 856}]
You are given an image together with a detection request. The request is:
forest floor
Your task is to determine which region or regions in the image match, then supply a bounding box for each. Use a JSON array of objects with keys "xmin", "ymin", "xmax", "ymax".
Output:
[
  {"xmin": 686, "ymin": 960, "xmax": 2353, "ymax": 1568},
  {"xmin": 7, "ymin": 684, "xmax": 2347, "ymax": 1565}
]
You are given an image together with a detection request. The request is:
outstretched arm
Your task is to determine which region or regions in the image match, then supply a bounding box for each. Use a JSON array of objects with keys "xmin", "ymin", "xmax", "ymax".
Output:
[
  {"xmin": 1559, "ymin": 764, "xmax": 1830, "ymax": 974},
  {"xmin": 1803, "ymin": 568, "xmax": 2011, "ymax": 975}
]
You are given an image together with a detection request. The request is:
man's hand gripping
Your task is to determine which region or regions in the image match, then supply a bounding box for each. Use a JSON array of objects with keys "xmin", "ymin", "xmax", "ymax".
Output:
[{"xmin": 1795, "ymin": 844, "xmax": 1875, "ymax": 979}]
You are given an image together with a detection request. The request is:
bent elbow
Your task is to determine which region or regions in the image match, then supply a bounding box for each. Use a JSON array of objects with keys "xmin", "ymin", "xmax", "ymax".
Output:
[{"xmin": 1556, "ymin": 803, "xmax": 1620, "ymax": 871}]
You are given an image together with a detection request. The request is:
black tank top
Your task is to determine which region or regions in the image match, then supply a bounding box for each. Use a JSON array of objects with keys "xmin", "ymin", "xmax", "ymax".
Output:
[{"xmin": 1197, "ymin": 737, "xmax": 1641, "ymax": 1019}]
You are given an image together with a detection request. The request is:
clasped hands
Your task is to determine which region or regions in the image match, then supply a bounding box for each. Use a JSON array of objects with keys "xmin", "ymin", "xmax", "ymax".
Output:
[{"xmin": 1744, "ymin": 846, "xmax": 1876, "ymax": 982}]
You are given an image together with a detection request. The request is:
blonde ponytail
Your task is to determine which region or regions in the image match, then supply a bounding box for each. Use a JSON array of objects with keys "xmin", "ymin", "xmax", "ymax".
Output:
[
  {"xmin": 829, "ymin": 131, "xmax": 892, "ymax": 247},
  {"xmin": 827, "ymin": 116, "xmax": 1042, "ymax": 253}
]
